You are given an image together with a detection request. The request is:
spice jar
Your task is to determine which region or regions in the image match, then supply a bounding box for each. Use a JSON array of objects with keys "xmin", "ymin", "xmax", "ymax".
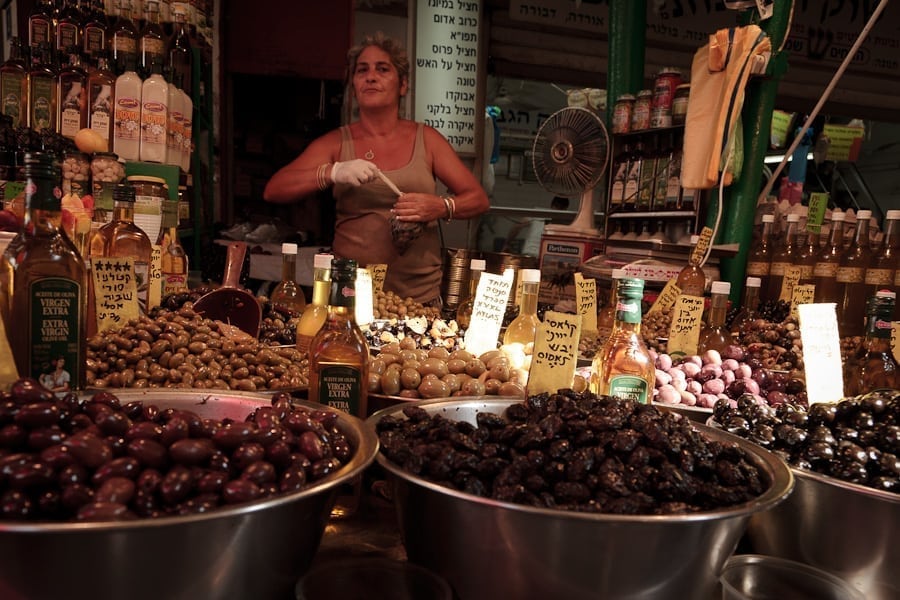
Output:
[
  {"xmin": 631, "ymin": 90, "xmax": 652, "ymax": 131},
  {"xmin": 62, "ymin": 151, "xmax": 90, "ymax": 195},
  {"xmin": 127, "ymin": 175, "xmax": 168, "ymax": 243},
  {"xmin": 612, "ymin": 94, "xmax": 635, "ymax": 134}
]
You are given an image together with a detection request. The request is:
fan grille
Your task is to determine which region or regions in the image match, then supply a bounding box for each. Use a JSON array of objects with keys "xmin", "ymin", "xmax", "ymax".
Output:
[{"xmin": 532, "ymin": 107, "xmax": 609, "ymax": 197}]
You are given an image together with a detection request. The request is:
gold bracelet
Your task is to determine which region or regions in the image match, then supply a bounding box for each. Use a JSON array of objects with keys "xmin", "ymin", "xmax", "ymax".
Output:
[
  {"xmin": 442, "ymin": 195, "xmax": 455, "ymax": 223},
  {"xmin": 316, "ymin": 163, "xmax": 332, "ymax": 191}
]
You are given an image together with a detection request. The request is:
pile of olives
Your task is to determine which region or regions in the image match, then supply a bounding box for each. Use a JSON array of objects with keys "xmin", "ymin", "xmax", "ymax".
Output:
[
  {"xmin": 374, "ymin": 290, "xmax": 441, "ymax": 321},
  {"xmin": 0, "ymin": 382, "xmax": 353, "ymax": 521},
  {"xmin": 711, "ymin": 392, "xmax": 900, "ymax": 493},
  {"xmin": 369, "ymin": 340, "xmax": 527, "ymax": 400},
  {"xmin": 86, "ymin": 306, "xmax": 309, "ymax": 391},
  {"xmin": 377, "ymin": 390, "xmax": 768, "ymax": 514}
]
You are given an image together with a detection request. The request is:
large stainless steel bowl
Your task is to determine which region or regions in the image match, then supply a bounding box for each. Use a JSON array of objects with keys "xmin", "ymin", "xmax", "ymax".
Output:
[
  {"xmin": 748, "ymin": 467, "xmax": 899, "ymax": 600},
  {"xmin": 368, "ymin": 397, "xmax": 794, "ymax": 600},
  {"xmin": 0, "ymin": 390, "xmax": 379, "ymax": 600}
]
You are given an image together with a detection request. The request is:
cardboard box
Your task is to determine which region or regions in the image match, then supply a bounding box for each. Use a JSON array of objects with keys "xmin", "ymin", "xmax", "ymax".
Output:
[{"xmin": 538, "ymin": 233, "xmax": 604, "ymax": 304}]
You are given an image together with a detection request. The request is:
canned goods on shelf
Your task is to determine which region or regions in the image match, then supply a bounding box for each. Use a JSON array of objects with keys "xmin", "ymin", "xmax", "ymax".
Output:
[
  {"xmin": 672, "ymin": 84, "xmax": 691, "ymax": 126},
  {"xmin": 650, "ymin": 107, "xmax": 672, "ymax": 129},
  {"xmin": 612, "ymin": 94, "xmax": 636, "ymax": 134},
  {"xmin": 61, "ymin": 151, "xmax": 90, "ymax": 195},
  {"xmin": 652, "ymin": 67, "xmax": 683, "ymax": 112},
  {"xmin": 631, "ymin": 90, "xmax": 653, "ymax": 131}
]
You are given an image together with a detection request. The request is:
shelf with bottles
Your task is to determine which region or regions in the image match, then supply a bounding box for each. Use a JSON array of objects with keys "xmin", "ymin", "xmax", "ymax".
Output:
[{"xmin": 605, "ymin": 124, "xmax": 703, "ymax": 239}]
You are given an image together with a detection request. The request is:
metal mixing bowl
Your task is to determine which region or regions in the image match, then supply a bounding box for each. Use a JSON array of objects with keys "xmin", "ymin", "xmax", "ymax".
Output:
[
  {"xmin": 748, "ymin": 468, "xmax": 899, "ymax": 600},
  {"xmin": 0, "ymin": 390, "xmax": 379, "ymax": 600},
  {"xmin": 368, "ymin": 397, "xmax": 794, "ymax": 600}
]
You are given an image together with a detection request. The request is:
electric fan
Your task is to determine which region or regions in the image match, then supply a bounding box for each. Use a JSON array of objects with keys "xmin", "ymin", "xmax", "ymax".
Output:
[{"xmin": 532, "ymin": 106, "xmax": 610, "ymax": 235}]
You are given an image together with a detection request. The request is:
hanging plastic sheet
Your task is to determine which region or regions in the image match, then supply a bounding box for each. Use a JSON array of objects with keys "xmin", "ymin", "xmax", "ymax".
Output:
[{"xmin": 681, "ymin": 25, "xmax": 772, "ymax": 190}]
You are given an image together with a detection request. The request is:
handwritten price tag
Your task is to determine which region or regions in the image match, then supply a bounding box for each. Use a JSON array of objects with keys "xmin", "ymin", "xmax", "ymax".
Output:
[
  {"xmin": 807, "ymin": 193, "xmax": 828, "ymax": 234},
  {"xmin": 798, "ymin": 303, "xmax": 844, "ymax": 404},
  {"xmin": 574, "ymin": 273, "xmax": 597, "ymax": 336},
  {"xmin": 148, "ymin": 245, "xmax": 162, "ymax": 310},
  {"xmin": 666, "ymin": 295, "xmax": 704, "ymax": 357},
  {"xmin": 368, "ymin": 264, "xmax": 387, "ymax": 294},
  {"xmin": 91, "ymin": 257, "xmax": 140, "ymax": 333},
  {"xmin": 790, "ymin": 283, "xmax": 816, "ymax": 321},
  {"xmin": 527, "ymin": 310, "xmax": 581, "ymax": 397},
  {"xmin": 464, "ymin": 271, "xmax": 514, "ymax": 357},
  {"xmin": 647, "ymin": 279, "xmax": 681, "ymax": 315},
  {"xmin": 690, "ymin": 226, "xmax": 714, "ymax": 266},
  {"xmin": 779, "ymin": 266, "xmax": 802, "ymax": 303}
]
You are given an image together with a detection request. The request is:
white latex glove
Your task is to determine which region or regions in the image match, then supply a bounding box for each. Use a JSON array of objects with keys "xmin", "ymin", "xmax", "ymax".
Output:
[{"xmin": 331, "ymin": 159, "xmax": 378, "ymax": 186}]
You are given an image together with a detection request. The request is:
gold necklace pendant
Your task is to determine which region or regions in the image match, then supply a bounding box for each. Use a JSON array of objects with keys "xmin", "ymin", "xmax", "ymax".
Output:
[{"xmin": 364, "ymin": 149, "xmax": 375, "ymax": 160}]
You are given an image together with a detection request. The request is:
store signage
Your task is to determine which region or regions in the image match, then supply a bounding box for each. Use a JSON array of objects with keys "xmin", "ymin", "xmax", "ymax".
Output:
[
  {"xmin": 790, "ymin": 283, "xmax": 816, "ymax": 321},
  {"xmin": 779, "ymin": 266, "xmax": 802, "ymax": 303},
  {"xmin": 527, "ymin": 310, "xmax": 580, "ymax": 397},
  {"xmin": 415, "ymin": 0, "xmax": 481, "ymax": 155},
  {"xmin": 574, "ymin": 273, "xmax": 597, "ymax": 335},
  {"xmin": 92, "ymin": 257, "xmax": 140, "ymax": 333},
  {"xmin": 149, "ymin": 245, "xmax": 162, "ymax": 310},
  {"xmin": 464, "ymin": 270, "xmax": 513, "ymax": 356},
  {"xmin": 807, "ymin": 193, "xmax": 829, "ymax": 234},
  {"xmin": 823, "ymin": 124, "xmax": 865, "ymax": 162},
  {"xmin": 798, "ymin": 303, "xmax": 844, "ymax": 404}
]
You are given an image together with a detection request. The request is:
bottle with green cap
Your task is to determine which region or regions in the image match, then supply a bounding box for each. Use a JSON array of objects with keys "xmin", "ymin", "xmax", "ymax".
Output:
[
  {"xmin": 847, "ymin": 290, "xmax": 898, "ymax": 396},
  {"xmin": 591, "ymin": 276, "xmax": 654, "ymax": 403}
]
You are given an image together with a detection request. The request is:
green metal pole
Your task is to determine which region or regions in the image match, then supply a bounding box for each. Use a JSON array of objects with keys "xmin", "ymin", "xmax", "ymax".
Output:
[
  {"xmin": 606, "ymin": 0, "xmax": 646, "ymax": 127},
  {"xmin": 718, "ymin": 6, "xmax": 793, "ymax": 304}
]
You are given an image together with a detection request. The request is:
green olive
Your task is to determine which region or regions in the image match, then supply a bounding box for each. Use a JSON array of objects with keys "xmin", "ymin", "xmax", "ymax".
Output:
[
  {"xmin": 465, "ymin": 359, "xmax": 486, "ymax": 378},
  {"xmin": 370, "ymin": 357, "xmax": 388, "ymax": 375},
  {"xmin": 420, "ymin": 357, "xmax": 449, "ymax": 378},
  {"xmin": 484, "ymin": 378, "xmax": 502, "ymax": 395},
  {"xmin": 446, "ymin": 358, "xmax": 467, "ymax": 375},
  {"xmin": 488, "ymin": 363, "xmax": 510, "ymax": 382},
  {"xmin": 460, "ymin": 378, "xmax": 485, "ymax": 396},
  {"xmin": 479, "ymin": 350, "xmax": 501, "ymax": 364},
  {"xmin": 400, "ymin": 367, "xmax": 422, "ymax": 390},
  {"xmin": 399, "ymin": 337, "xmax": 417, "ymax": 350},
  {"xmin": 380, "ymin": 370, "xmax": 401, "ymax": 396},
  {"xmin": 367, "ymin": 372, "xmax": 382, "ymax": 393},
  {"xmin": 418, "ymin": 374, "xmax": 449, "ymax": 399},
  {"xmin": 448, "ymin": 349, "xmax": 473, "ymax": 362},
  {"xmin": 381, "ymin": 342, "xmax": 402, "ymax": 355},
  {"xmin": 442, "ymin": 373, "xmax": 461, "ymax": 394},
  {"xmin": 379, "ymin": 352, "xmax": 401, "ymax": 366},
  {"xmin": 428, "ymin": 347, "xmax": 450, "ymax": 360},
  {"xmin": 497, "ymin": 381, "xmax": 526, "ymax": 398},
  {"xmin": 398, "ymin": 388, "xmax": 420, "ymax": 399},
  {"xmin": 399, "ymin": 349, "xmax": 419, "ymax": 363}
]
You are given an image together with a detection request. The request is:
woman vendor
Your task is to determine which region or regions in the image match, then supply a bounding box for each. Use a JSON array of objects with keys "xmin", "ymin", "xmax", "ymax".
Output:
[{"xmin": 263, "ymin": 32, "xmax": 490, "ymax": 304}]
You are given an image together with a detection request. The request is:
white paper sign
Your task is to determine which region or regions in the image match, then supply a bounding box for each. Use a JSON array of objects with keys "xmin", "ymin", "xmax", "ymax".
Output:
[
  {"xmin": 797, "ymin": 303, "xmax": 844, "ymax": 405},
  {"xmin": 463, "ymin": 270, "xmax": 513, "ymax": 357},
  {"xmin": 355, "ymin": 268, "xmax": 374, "ymax": 326}
]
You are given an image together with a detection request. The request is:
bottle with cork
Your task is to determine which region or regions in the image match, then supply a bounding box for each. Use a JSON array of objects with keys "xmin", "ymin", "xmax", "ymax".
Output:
[
  {"xmin": 295, "ymin": 252, "xmax": 334, "ymax": 355},
  {"xmin": 746, "ymin": 214, "xmax": 774, "ymax": 301},
  {"xmin": 813, "ymin": 210, "xmax": 846, "ymax": 304},
  {"xmin": 269, "ymin": 243, "xmax": 306, "ymax": 317}
]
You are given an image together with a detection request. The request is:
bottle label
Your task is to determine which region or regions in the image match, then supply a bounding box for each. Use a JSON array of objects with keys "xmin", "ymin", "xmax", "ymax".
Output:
[
  {"xmin": 865, "ymin": 268, "xmax": 893, "ymax": 287},
  {"xmin": 1, "ymin": 73, "xmax": 26, "ymax": 128},
  {"xmin": 296, "ymin": 333, "xmax": 314, "ymax": 354},
  {"xmin": 141, "ymin": 99, "xmax": 168, "ymax": 146},
  {"xmin": 26, "ymin": 277, "xmax": 84, "ymax": 384},
  {"xmin": 623, "ymin": 161, "xmax": 641, "ymax": 204},
  {"xmin": 162, "ymin": 273, "xmax": 187, "ymax": 295},
  {"xmin": 30, "ymin": 77, "xmax": 55, "ymax": 131},
  {"xmin": 746, "ymin": 260, "xmax": 770, "ymax": 277},
  {"xmin": 141, "ymin": 37, "xmax": 165, "ymax": 58},
  {"xmin": 836, "ymin": 266, "xmax": 864, "ymax": 284},
  {"xmin": 61, "ymin": 104, "xmax": 84, "ymax": 139},
  {"xmin": 114, "ymin": 36, "xmax": 137, "ymax": 54},
  {"xmin": 58, "ymin": 23, "xmax": 79, "ymax": 50},
  {"xmin": 608, "ymin": 374, "xmax": 650, "ymax": 404},
  {"xmin": 315, "ymin": 364, "xmax": 363, "ymax": 415},
  {"xmin": 769, "ymin": 260, "xmax": 790, "ymax": 277},
  {"xmin": 813, "ymin": 262, "xmax": 838, "ymax": 278},
  {"xmin": 84, "ymin": 27, "xmax": 106, "ymax": 55},
  {"xmin": 30, "ymin": 19, "xmax": 52, "ymax": 45},
  {"xmin": 115, "ymin": 97, "xmax": 141, "ymax": 141}
]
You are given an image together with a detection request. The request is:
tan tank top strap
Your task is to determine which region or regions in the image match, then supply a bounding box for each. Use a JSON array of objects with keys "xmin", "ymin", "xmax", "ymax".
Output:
[{"xmin": 412, "ymin": 122, "xmax": 426, "ymax": 160}]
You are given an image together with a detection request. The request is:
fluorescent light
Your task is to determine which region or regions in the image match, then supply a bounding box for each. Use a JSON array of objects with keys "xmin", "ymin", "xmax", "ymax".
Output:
[{"xmin": 764, "ymin": 152, "xmax": 815, "ymax": 164}]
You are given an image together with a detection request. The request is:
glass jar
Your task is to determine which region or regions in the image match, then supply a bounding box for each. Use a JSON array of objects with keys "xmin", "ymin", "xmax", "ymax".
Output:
[
  {"xmin": 127, "ymin": 175, "xmax": 168, "ymax": 243},
  {"xmin": 90, "ymin": 152, "xmax": 126, "ymax": 224},
  {"xmin": 62, "ymin": 151, "xmax": 91, "ymax": 196},
  {"xmin": 612, "ymin": 94, "xmax": 635, "ymax": 134}
]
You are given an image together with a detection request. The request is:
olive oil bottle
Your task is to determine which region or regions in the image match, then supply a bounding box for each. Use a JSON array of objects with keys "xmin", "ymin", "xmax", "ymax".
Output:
[
  {"xmin": 309, "ymin": 258, "xmax": 368, "ymax": 417},
  {"xmin": 503, "ymin": 268, "xmax": 541, "ymax": 346},
  {"xmin": 0, "ymin": 152, "xmax": 88, "ymax": 389},
  {"xmin": 308, "ymin": 258, "xmax": 368, "ymax": 518},
  {"xmin": 295, "ymin": 253, "xmax": 334, "ymax": 355},
  {"xmin": 591, "ymin": 277, "xmax": 654, "ymax": 403}
]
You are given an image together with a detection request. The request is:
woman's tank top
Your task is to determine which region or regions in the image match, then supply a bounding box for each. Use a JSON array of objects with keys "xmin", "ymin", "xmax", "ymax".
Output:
[{"xmin": 333, "ymin": 123, "xmax": 442, "ymax": 304}]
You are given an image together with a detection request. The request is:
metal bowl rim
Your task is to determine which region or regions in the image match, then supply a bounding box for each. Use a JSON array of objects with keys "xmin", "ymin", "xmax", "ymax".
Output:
[
  {"xmin": 368, "ymin": 396, "xmax": 794, "ymax": 523},
  {"xmin": 0, "ymin": 390, "xmax": 379, "ymax": 533}
]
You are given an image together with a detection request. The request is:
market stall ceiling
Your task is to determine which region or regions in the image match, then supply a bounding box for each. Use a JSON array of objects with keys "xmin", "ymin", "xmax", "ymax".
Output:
[{"xmin": 484, "ymin": 0, "xmax": 900, "ymax": 122}]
